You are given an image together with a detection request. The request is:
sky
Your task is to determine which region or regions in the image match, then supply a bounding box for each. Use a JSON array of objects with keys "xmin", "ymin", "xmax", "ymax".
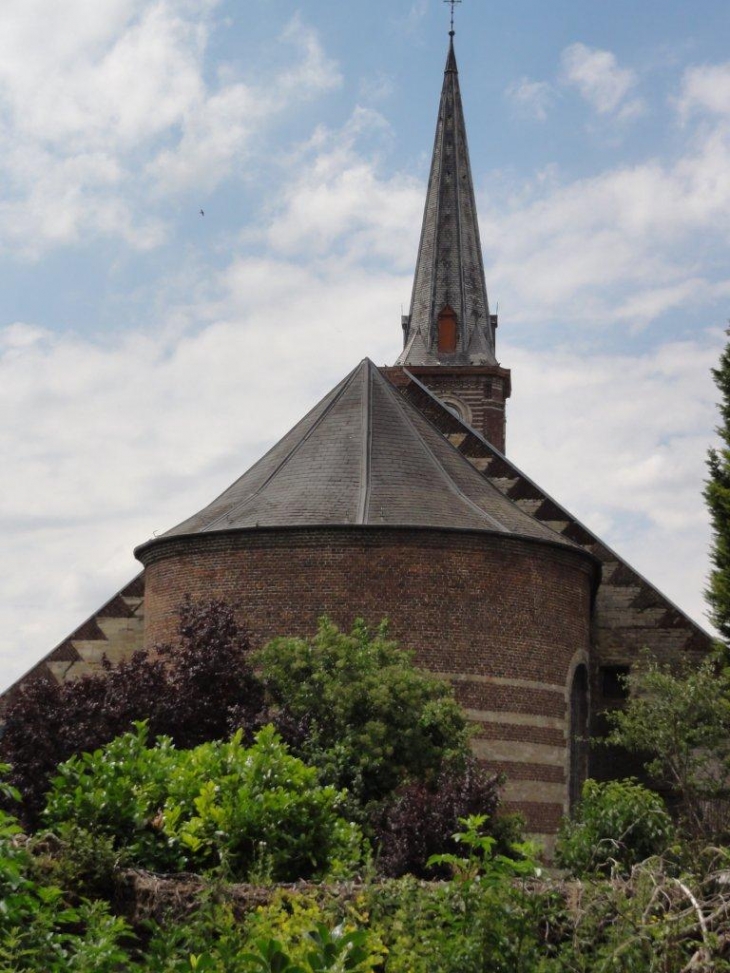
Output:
[{"xmin": 2, "ymin": 0, "xmax": 729, "ymax": 691}]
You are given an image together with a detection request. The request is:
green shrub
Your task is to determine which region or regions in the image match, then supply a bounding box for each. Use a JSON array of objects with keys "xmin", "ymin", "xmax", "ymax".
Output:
[
  {"xmin": 245, "ymin": 890, "xmax": 385, "ymax": 972},
  {"xmin": 44, "ymin": 724, "xmax": 363, "ymax": 882},
  {"xmin": 0, "ymin": 768, "xmax": 136, "ymax": 971},
  {"xmin": 604, "ymin": 656, "xmax": 730, "ymax": 840},
  {"xmin": 555, "ymin": 778, "xmax": 675, "ymax": 876},
  {"xmin": 256, "ymin": 617, "xmax": 470, "ymax": 813}
]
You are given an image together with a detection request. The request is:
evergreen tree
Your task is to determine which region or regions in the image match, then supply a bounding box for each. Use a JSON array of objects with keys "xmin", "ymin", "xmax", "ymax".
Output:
[{"xmin": 705, "ymin": 330, "xmax": 730, "ymax": 648}]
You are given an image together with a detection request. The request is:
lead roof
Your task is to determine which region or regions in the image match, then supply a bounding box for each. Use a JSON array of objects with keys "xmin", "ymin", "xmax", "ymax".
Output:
[{"xmin": 160, "ymin": 359, "xmax": 576, "ymax": 548}]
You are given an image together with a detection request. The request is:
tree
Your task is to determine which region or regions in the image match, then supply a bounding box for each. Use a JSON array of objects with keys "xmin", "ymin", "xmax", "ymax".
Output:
[
  {"xmin": 255, "ymin": 617, "xmax": 471, "ymax": 813},
  {"xmin": 555, "ymin": 778, "xmax": 674, "ymax": 876},
  {"xmin": 705, "ymin": 330, "xmax": 730, "ymax": 648},
  {"xmin": 1, "ymin": 597, "xmax": 261, "ymax": 826},
  {"xmin": 604, "ymin": 656, "xmax": 730, "ymax": 839}
]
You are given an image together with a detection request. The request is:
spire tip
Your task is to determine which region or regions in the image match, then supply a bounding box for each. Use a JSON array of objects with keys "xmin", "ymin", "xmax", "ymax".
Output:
[{"xmin": 443, "ymin": 0, "xmax": 461, "ymax": 36}]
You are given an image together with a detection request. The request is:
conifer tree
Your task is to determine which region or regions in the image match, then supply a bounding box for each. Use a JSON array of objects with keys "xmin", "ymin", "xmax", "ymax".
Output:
[{"xmin": 705, "ymin": 331, "xmax": 730, "ymax": 647}]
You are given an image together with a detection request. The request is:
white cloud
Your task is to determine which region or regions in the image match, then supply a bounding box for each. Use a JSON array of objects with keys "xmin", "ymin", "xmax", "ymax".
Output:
[
  {"xmin": 505, "ymin": 77, "xmax": 555, "ymax": 121},
  {"xmin": 148, "ymin": 15, "xmax": 340, "ymax": 196},
  {"xmin": 275, "ymin": 14, "xmax": 341, "ymax": 99},
  {"xmin": 359, "ymin": 72, "xmax": 395, "ymax": 104},
  {"xmin": 0, "ymin": 3, "xmax": 340, "ymax": 254},
  {"xmin": 677, "ymin": 62, "xmax": 730, "ymax": 119},
  {"xmin": 561, "ymin": 42, "xmax": 644, "ymax": 119},
  {"xmin": 402, "ymin": 0, "xmax": 428, "ymax": 34},
  {"xmin": 262, "ymin": 109, "xmax": 423, "ymax": 268},
  {"xmin": 481, "ymin": 114, "xmax": 730, "ymax": 326}
]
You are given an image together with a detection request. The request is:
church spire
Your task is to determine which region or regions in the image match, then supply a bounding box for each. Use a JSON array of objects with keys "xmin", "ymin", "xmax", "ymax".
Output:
[{"xmin": 398, "ymin": 34, "xmax": 496, "ymax": 367}]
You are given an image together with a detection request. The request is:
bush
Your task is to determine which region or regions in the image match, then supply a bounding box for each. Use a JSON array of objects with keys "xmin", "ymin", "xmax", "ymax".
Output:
[
  {"xmin": 44, "ymin": 724, "xmax": 363, "ymax": 882},
  {"xmin": 555, "ymin": 778, "xmax": 675, "ymax": 876},
  {"xmin": 374, "ymin": 757, "xmax": 504, "ymax": 877},
  {"xmin": 244, "ymin": 891, "xmax": 385, "ymax": 972},
  {"xmin": 0, "ymin": 768, "xmax": 136, "ymax": 971},
  {"xmin": 604, "ymin": 655, "xmax": 730, "ymax": 840},
  {"xmin": 364, "ymin": 819, "xmax": 548, "ymax": 973},
  {"xmin": 256, "ymin": 617, "xmax": 471, "ymax": 812},
  {"xmin": 1, "ymin": 597, "xmax": 261, "ymax": 826}
]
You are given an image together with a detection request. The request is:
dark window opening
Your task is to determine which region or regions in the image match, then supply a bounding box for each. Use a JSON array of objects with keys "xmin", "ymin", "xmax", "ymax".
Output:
[
  {"xmin": 569, "ymin": 664, "xmax": 589, "ymax": 811},
  {"xmin": 601, "ymin": 665, "xmax": 630, "ymax": 699}
]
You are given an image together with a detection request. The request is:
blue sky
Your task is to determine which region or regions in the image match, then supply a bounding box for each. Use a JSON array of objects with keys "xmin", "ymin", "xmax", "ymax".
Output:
[{"xmin": 2, "ymin": 0, "xmax": 729, "ymax": 689}]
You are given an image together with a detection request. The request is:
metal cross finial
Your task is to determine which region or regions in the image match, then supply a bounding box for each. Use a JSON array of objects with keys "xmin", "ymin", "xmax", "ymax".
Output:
[{"xmin": 444, "ymin": 0, "xmax": 462, "ymax": 35}]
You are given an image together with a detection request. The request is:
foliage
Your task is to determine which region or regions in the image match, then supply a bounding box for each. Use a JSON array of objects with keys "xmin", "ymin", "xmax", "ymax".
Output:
[
  {"xmin": 0, "ymin": 769, "xmax": 137, "ymax": 971},
  {"xmin": 44, "ymin": 723, "xmax": 363, "ymax": 881},
  {"xmin": 705, "ymin": 332, "xmax": 730, "ymax": 649},
  {"xmin": 255, "ymin": 617, "xmax": 470, "ymax": 812},
  {"xmin": 143, "ymin": 897, "xmax": 253, "ymax": 973},
  {"xmin": 427, "ymin": 814, "xmax": 541, "ymax": 883},
  {"xmin": 245, "ymin": 890, "xmax": 385, "ymax": 972},
  {"xmin": 364, "ymin": 818, "xmax": 550, "ymax": 973},
  {"xmin": 555, "ymin": 778, "xmax": 675, "ymax": 876},
  {"xmin": 241, "ymin": 925, "xmax": 372, "ymax": 973},
  {"xmin": 549, "ymin": 851, "xmax": 730, "ymax": 972},
  {"xmin": 0, "ymin": 655, "xmax": 165, "ymax": 828},
  {"xmin": 1, "ymin": 596, "xmax": 261, "ymax": 827},
  {"xmin": 30, "ymin": 825, "xmax": 123, "ymax": 903},
  {"xmin": 373, "ymin": 757, "xmax": 505, "ymax": 877},
  {"xmin": 604, "ymin": 657, "xmax": 730, "ymax": 839},
  {"xmin": 154, "ymin": 596, "xmax": 263, "ymax": 747}
]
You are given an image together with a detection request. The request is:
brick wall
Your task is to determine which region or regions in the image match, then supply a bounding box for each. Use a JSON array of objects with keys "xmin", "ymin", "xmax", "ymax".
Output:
[
  {"xmin": 138, "ymin": 525, "xmax": 596, "ymax": 833},
  {"xmin": 383, "ymin": 365, "xmax": 510, "ymax": 452}
]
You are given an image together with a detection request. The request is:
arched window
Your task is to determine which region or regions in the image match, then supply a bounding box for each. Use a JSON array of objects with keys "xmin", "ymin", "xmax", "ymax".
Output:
[
  {"xmin": 437, "ymin": 305, "xmax": 458, "ymax": 354},
  {"xmin": 441, "ymin": 396, "xmax": 469, "ymax": 423},
  {"xmin": 569, "ymin": 664, "xmax": 589, "ymax": 811}
]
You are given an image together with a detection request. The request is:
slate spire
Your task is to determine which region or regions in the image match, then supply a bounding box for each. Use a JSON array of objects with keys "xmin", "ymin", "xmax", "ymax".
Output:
[{"xmin": 398, "ymin": 35, "xmax": 496, "ymax": 367}]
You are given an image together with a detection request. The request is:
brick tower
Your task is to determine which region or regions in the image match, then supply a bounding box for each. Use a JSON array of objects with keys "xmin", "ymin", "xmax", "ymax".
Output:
[{"xmin": 386, "ymin": 33, "xmax": 511, "ymax": 452}]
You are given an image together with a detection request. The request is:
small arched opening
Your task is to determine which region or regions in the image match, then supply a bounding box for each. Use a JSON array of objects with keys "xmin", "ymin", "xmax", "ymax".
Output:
[
  {"xmin": 437, "ymin": 305, "xmax": 458, "ymax": 354},
  {"xmin": 569, "ymin": 663, "xmax": 589, "ymax": 811},
  {"xmin": 441, "ymin": 396, "xmax": 470, "ymax": 423}
]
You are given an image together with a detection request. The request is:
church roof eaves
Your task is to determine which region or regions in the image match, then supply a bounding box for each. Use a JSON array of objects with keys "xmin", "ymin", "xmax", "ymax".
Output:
[{"xmin": 136, "ymin": 359, "xmax": 583, "ymax": 553}]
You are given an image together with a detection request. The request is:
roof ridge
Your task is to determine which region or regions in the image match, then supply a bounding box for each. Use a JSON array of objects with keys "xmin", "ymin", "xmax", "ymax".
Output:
[
  {"xmin": 356, "ymin": 361, "xmax": 374, "ymax": 524},
  {"xmin": 374, "ymin": 368, "xmax": 509, "ymax": 532},
  {"xmin": 202, "ymin": 362, "xmax": 364, "ymax": 533}
]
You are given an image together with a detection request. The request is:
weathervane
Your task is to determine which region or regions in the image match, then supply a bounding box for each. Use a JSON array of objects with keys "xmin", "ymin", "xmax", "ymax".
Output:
[{"xmin": 444, "ymin": 0, "xmax": 462, "ymax": 35}]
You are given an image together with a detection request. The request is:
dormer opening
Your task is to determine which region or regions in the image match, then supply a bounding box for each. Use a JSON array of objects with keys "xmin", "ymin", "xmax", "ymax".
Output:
[{"xmin": 437, "ymin": 305, "xmax": 458, "ymax": 354}]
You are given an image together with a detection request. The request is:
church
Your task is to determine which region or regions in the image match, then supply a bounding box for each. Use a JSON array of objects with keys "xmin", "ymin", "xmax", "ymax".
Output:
[{"xmin": 2, "ymin": 32, "xmax": 711, "ymax": 846}]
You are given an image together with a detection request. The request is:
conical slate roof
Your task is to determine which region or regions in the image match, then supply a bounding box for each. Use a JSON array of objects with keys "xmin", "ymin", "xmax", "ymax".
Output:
[
  {"xmin": 157, "ymin": 360, "xmax": 574, "ymax": 548},
  {"xmin": 398, "ymin": 36, "xmax": 496, "ymax": 367}
]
